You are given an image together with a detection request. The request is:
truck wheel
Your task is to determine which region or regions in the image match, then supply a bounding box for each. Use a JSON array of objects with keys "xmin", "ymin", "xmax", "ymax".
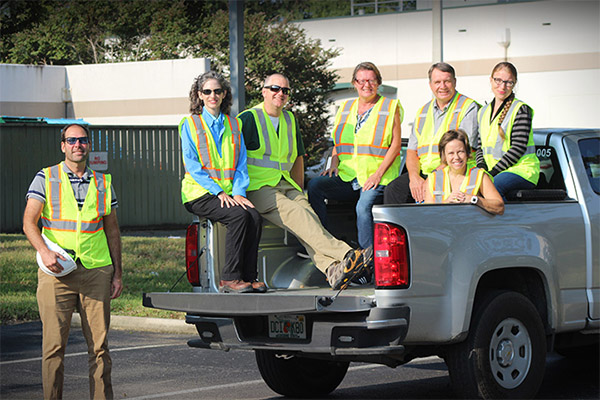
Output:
[
  {"xmin": 255, "ymin": 350, "xmax": 349, "ymax": 398},
  {"xmin": 446, "ymin": 291, "xmax": 546, "ymax": 399}
]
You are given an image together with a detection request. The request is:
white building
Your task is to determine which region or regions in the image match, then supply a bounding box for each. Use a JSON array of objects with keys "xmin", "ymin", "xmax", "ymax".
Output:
[{"xmin": 297, "ymin": 0, "xmax": 600, "ymax": 134}]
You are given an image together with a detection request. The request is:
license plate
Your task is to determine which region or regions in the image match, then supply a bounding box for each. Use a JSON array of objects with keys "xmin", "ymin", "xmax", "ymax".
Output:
[{"xmin": 268, "ymin": 314, "xmax": 306, "ymax": 339}]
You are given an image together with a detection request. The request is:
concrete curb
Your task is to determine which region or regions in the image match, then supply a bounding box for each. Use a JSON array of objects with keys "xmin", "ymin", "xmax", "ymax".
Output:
[{"xmin": 71, "ymin": 313, "xmax": 197, "ymax": 335}]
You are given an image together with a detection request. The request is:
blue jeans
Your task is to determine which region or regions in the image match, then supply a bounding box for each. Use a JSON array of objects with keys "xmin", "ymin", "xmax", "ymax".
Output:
[
  {"xmin": 493, "ymin": 171, "xmax": 536, "ymax": 201},
  {"xmin": 307, "ymin": 175, "xmax": 384, "ymax": 249}
]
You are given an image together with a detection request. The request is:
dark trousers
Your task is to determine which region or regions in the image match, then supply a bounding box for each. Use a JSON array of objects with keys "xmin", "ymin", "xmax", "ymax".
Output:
[
  {"xmin": 185, "ymin": 194, "xmax": 262, "ymax": 281},
  {"xmin": 383, "ymin": 172, "xmax": 427, "ymax": 204}
]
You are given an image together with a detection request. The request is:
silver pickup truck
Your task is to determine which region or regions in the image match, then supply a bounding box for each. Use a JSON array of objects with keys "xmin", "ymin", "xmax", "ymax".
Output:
[{"xmin": 143, "ymin": 128, "xmax": 600, "ymax": 399}]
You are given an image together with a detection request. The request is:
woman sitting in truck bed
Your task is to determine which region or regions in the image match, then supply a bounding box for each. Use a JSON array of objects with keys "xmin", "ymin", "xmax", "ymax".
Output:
[
  {"xmin": 179, "ymin": 71, "xmax": 265, "ymax": 294},
  {"xmin": 424, "ymin": 129, "xmax": 504, "ymax": 215},
  {"xmin": 475, "ymin": 62, "xmax": 540, "ymax": 201}
]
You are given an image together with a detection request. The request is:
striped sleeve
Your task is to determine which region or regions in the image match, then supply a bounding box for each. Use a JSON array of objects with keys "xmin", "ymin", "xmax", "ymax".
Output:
[
  {"xmin": 474, "ymin": 135, "xmax": 488, "ymax": 170},
  {"xmin": 26, "ymin": 170, "xmax": 46, "ymax": 203},
  {"xmin": 489, "ymin": 105, "xmax": 532, "ymax": 176}
]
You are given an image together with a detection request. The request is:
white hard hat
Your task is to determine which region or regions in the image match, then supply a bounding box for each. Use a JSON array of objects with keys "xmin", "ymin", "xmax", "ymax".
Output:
[{"xmin": 36, "ymin": 234, "xmax": 77, "ymax": 277}]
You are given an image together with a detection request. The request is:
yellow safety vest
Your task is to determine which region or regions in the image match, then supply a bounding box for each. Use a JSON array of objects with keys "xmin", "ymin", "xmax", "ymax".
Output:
[
  {"xmin": 332, "ymin": 96, "xmax": 403, "ymax": 186},
  {"xmin": 414, "ymin": 93, "xmax": 477, "ymax": 175},
  {"xmin": 41, "ymin": 162, "xmax": 112, "ymax": 269},
  {"xmin": 429, "ymin": 165, "xmax": 485, "ymax": 203},
  {"xmin": 180, "ymin": 114, "xmax": 242, "ymax": 203},
  {"xmin": 478, "ymin": 99, "xmax": 539, "ymax": 185},
  {"xmin": 239, "ymin": 102, "xmax": 301, "ymax": 192}
]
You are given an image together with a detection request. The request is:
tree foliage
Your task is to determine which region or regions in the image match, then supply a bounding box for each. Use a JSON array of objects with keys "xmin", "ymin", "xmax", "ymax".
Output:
[{"xmin": 0, "ymin": 0, "xmax": 342, "ymax": 164}]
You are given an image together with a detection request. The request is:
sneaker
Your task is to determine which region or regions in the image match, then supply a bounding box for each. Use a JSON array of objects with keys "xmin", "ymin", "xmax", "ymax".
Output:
[
  {"xmin": 326, "ymin": 247, "xmax": 371, "ymax": 290},
  {"xmin": 350, "ymin": 267, "xmax": 373, "ymax": 286}
]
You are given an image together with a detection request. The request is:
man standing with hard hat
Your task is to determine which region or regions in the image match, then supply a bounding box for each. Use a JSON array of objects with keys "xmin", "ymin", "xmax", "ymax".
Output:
[{"xmin": 23, "ymin": 123, "xmax": 123, "ymax": 400}]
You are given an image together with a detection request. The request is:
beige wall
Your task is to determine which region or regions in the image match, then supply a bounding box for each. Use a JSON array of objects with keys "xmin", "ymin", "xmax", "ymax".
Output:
[
  {"xmin": 0, "ymin": 58, "xmax": 210, "ymax": 125},
  {"xmin": 66, "ymin": 58, "xmax": 209, "ymax": 125},
  {"xmin": 0, "ymin": 64, "xmax": 66, "ymax": 118},
  {"xmin": 296, "ymin": 0, "xmax": 600, "ymax": 133}
]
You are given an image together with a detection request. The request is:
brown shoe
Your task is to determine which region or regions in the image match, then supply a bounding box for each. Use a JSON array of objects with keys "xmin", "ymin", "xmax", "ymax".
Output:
[
  {"xmin": 219, "ymin": 280, "xmax": 252, "ymax": 293},
  {"xmin": 250, "ymin": 281, "xmax": 267, "ymax": 293}
]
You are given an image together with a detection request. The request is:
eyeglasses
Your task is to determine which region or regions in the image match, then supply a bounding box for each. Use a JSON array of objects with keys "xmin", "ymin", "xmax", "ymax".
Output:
[
  {"xmin": 492, "ymin": 77, "xmax": 515, "ymax": 88},
  {"xmin": 354, "ymin": 79, "xmax": 377, "ymax": 86},
  {"xmin": 201, "ymin": 88, "xmax": 224, "ymax": 96},
  {"xmin": 64, "ymin": 137, "xmax": 89, "ymax": 145},
  {"xmin": 264, "ymin": 85, "xmax": 291, "ymax": 95}
]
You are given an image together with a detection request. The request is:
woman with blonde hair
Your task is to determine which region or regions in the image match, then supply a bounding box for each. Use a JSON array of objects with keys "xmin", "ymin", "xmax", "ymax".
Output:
[
  {"xmin": 308, "ymin": 61, "xmax": 403, "ymax": 253},
  {"xmin": 476, "ymin": 62, "xmax": 540, "ymax": 200}
]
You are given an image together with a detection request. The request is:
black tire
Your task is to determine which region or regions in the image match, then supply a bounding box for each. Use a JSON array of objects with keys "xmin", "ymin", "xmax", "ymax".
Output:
[
  {"xmin": 446, "ymin": 291, "xmax": 547, "ymax": 399},
  {"xmin": 255, "ymin": 350, "xmax": 349, "ymax": 398}
]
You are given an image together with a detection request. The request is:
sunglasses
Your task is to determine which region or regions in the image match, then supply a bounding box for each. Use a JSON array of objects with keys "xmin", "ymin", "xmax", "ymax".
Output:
[
  {"xmin": 264, "ymin": 85, "xmax": 291, "ymax": 95},
  {"xmin": 64, "ymin": 137, "xmax": 89, "ymax": 145},
  {"xmin": 201, "ymin": 88, "xmax": 224, "ymax": 96}
]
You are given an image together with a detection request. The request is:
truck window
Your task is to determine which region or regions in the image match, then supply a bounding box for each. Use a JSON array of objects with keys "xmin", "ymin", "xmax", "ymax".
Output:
[
  {"xmin": 535, "ymin": 146, "xmax": 566, "ymax": 190},
  {"xmin": 578, "ymin": 138, "xmax": 600, "ymax": 195}
]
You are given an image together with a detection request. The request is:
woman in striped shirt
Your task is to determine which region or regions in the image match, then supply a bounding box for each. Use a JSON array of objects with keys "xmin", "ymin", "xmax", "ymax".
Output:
[{"xmin": 476, "ymin": 62, "xmax": 540, "ymax": 200}]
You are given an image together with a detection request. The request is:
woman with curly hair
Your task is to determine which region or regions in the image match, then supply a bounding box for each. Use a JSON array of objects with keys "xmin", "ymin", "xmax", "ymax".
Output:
[{"xmin": 179, "ymin": 71, "xmax": 264, "ymax": 293}]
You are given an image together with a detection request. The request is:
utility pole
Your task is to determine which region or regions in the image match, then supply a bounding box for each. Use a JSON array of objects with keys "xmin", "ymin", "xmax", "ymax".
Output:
[
  {"xmin": 229, "ymin": 0, "xmax": 245, "ymax": 116},
  {"xmin": 432, "ymin": 0, "xmax": 443, "ymax": 62}
]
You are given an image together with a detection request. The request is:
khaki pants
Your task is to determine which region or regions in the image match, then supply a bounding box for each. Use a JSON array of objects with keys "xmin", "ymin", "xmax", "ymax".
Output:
[
  {"xmin": 247, "ymin": 180, "xmax": 351, "ymax": 272},
  {"xmin": 37, "ymin": 262, "xmax": 114, "ymax": 400}
]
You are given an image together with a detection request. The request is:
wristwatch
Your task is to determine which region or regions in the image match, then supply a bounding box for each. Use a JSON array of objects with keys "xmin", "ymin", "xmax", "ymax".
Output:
[{"xmin": 470, "ymin": 195, "xmax": 479, "ymax": 205}]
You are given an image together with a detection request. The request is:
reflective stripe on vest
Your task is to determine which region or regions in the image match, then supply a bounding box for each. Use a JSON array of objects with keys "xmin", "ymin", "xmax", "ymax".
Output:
[
  {"xmin": 180, "ymin": 114, "xmax": 241, "ymax": 202},
  {"xmin": 190, "ymin": 114, "xmax": 238, "ymax": 180},
  {"xmin": 243, "ymin": 104, "xmax": 300, "ymax": 192},
  {"xmin": 478, "ymin": 101, "xmax": 536, "ymax": 160},
  {"xmin": 431, "ymin": 166, "xmax": 484, "ymax": 203},
  {"xmin": 416, "ymin": 94, "xmax": 469, "ymax": 158},
  {"xmin": 41, "ymin": 162, "xmax": 112, "ymax": 268},
  {"xmin": 44, "ymin": 165, "xmax": 106, "ymax": 233},
  {"xmin": 333, "ymin": 99, "xmax": 356, "ymax": 156},
  {"xmin": 247, "ymin": 107, "xmax": 295, "ymax": 171},
  {"xmin": 478, "ymin": 99, "xmax": 539, "ymax": 184},
  {"xmin": 415, "ymin": 93, "xmax": 475, "ymax": 175},
  {"xmin": 333, "ymin": 97, "xmax": 401, "ymax": 186}
]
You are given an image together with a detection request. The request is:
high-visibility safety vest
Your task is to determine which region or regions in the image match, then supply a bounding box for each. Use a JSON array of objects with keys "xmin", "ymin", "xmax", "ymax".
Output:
[
  {"xmin": 414, "ymin": 93, "xmax": 477, "ymax": 175},
  {"xmin": 239, "ymin": 102, "xmax": 301, "ymax": 192},
  {"xmin": 41, "ymin": 162, "xmax": 112, "ymax": 269},
  {"xmin": 478, "ymin": 99, "xmax": 539, "ymax": 185},
  {"xmin": 180, "ymin": 114, "xmax": 242, "ymax": 203},
  {"xmin": 429, "ymin": 165, "xmax": 485, "ymax": 203},
  {"xmin": 332, "ymin": 96, "xmax": 403, "ymax": 186}
]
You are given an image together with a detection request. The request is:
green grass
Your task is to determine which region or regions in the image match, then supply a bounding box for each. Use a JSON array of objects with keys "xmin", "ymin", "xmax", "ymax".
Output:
[{"xmin": 0, "ymin": 233, "xmax": 191, "ymax": 324}]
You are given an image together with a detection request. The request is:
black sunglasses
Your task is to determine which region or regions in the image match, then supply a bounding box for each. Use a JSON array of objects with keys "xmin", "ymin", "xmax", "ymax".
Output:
[
  {"xmin": 64, "ymin": 137, "xmax": 89, "ymax": 145},
  {"xmin": 264, "ymin": 85, "xmax": 291, "ymax": 95},
  {"xmin": 201, "ymin": 88, "xmax": 224, "ymax": 96}
]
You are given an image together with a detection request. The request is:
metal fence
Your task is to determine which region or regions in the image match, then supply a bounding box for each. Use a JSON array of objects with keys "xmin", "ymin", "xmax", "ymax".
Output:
[{"xmin": 0, "ymin": 123, "xmax": 189, "ymax": 233}]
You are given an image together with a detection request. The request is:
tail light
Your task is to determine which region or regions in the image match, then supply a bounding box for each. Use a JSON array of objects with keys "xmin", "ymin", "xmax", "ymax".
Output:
[
  {"xmin": 374, "ymin": 223, "xmax": 409, "ymax": 288},
  {"xmin": 186, "ymin": 223, "xmax": 200, "ymax": 286}
]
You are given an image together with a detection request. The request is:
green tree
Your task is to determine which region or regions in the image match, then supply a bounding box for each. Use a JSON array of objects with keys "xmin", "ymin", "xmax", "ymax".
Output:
[
  {"xmin": 0, "ymin": 0, "xmax": 340, "ymax": 164},
  {"xmin": 189, "ymin": 10, "xmax": 340, "ymax": 164}
]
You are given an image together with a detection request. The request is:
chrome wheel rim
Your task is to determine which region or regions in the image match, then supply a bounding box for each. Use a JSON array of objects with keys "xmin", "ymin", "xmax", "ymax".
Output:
[{"xmin": 489, "ymin": 317, "xmax": 532, "ymax": 389}]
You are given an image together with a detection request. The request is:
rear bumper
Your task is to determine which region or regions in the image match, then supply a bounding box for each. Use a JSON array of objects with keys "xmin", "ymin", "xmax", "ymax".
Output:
[{"xmin": 185, "ymin": 306, "xmax": 410, "ymax": 357}]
